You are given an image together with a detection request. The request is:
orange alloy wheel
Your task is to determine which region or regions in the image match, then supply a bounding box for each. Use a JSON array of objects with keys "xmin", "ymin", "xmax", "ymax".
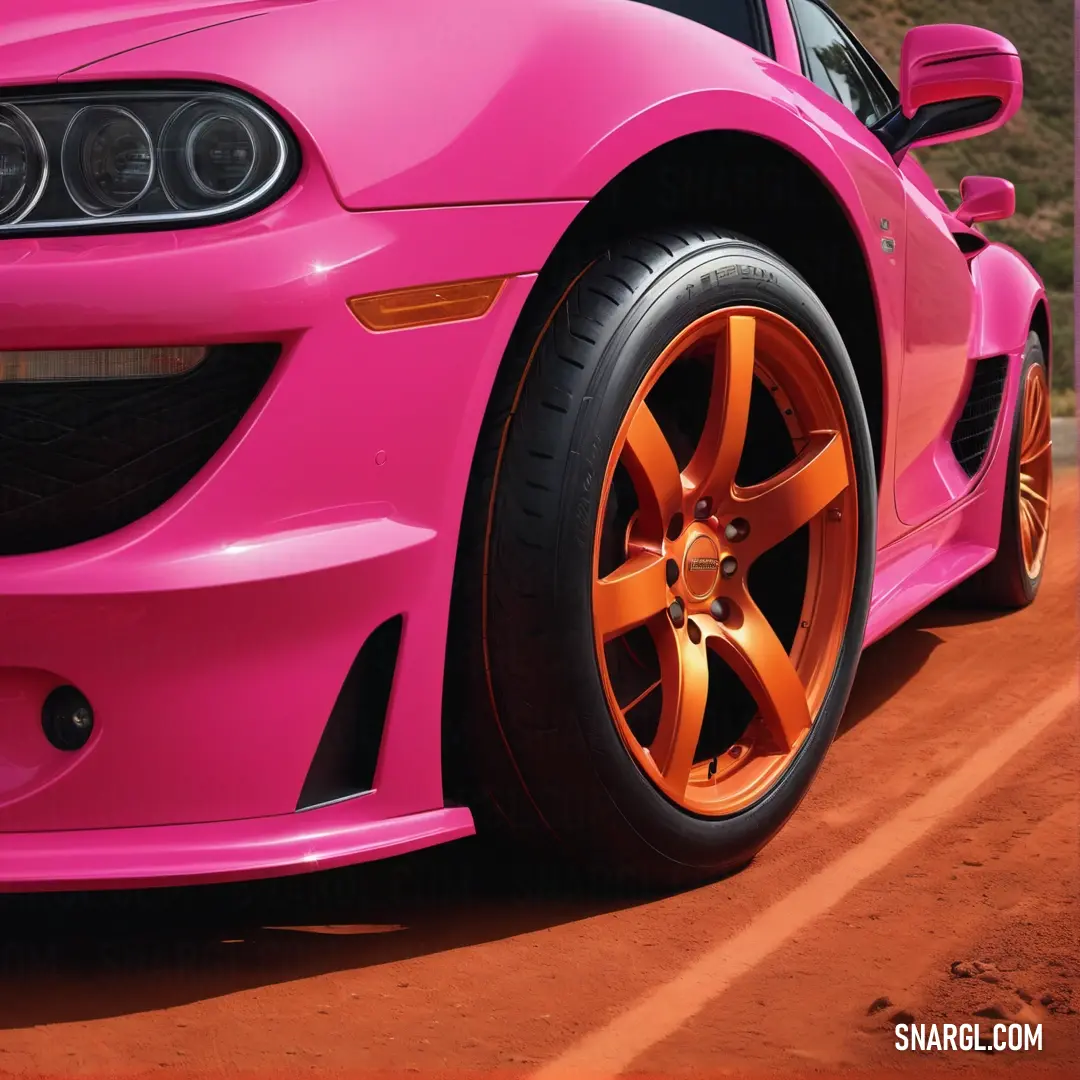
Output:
[
  {"xmin": 591, "ymin": 307, "xmax": 858, "ymax": 816},
  {"xmin": 1018, "ymin": 361, "xmax": 1053, "ymax": 579}
]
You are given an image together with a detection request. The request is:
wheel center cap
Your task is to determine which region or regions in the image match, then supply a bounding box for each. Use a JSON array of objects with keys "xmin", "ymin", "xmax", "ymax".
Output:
[{"xmin": 683, "ymin": 534, "xmax": 721, "ymax": 600}]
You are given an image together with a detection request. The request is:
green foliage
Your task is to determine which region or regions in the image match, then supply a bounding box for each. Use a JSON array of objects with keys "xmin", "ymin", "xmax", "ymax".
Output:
[
  {"xmin": 1047, "ymin": 291, "xmax": 1074, "ymax": 392},
  {"xmin": 1051, "ymin": 387, "xmax": 1074, "ymax": 418},
  {"xmin": 1012, "ymin": 184, "xmax": 1039, "ymax": 219}
]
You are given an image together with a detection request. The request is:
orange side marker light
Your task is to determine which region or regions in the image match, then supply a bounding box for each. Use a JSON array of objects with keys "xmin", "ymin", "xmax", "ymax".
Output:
[{"xmin": 347, "ymin": 277, "xmax": 507, "ymax": 332}]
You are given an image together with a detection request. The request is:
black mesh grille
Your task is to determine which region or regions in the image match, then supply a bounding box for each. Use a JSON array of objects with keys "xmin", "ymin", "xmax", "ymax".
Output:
[
  {"xmin": 0, "ymin": 344, "xmax": 279, "ymax": 555},
  {"xmin": 951, "ymin": 355, "xmax": 1009, "ymax": 478}
]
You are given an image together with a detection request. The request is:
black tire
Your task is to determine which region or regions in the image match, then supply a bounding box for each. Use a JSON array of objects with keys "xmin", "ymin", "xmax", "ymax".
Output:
[
  {"xmin": 959, "ymin": 332, "xmax": 1051, "ymax": 610},
  {"xmin": 445, "ymin": 228, "xmax": 877, "ymax": 888}
]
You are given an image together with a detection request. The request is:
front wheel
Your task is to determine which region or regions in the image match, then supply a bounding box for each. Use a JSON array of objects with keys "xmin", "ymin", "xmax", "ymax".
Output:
[{"xmin": 449, "ymin": 228, "xmax": 877, "ymax": 887}]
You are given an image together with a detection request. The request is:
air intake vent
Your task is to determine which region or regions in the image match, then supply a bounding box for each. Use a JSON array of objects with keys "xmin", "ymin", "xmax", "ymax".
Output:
[
  {"xmin": 951, "ymin": 355, "xmax": 1009, "ymax": 478},
  {"xmin": 952, "ymin": 231, "xmax": 988, "ymax": 256},
  {"xmin": 297, "ymin": 616, "xmax": 404, "ymax": 811},
  {"xmin": 0, "ymin": 343, "xmax": 280, "ymax": 555}
]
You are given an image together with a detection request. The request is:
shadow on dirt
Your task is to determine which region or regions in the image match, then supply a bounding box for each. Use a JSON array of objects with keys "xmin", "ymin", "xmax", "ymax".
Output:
[
  {"xmin": 838, "ymin": 595, "xmax": 1009, "ymax": 737},
  {"xmin": 0, "ymin": 835, "xmax": 652, "ymax": 1028},
  {"xmin": 838, "ymin": 622, "xmax": 945, "ymax": 736},
  {"xmin": 0, "ymin": 599, "xmax": 1005, "ymax": 1030}
]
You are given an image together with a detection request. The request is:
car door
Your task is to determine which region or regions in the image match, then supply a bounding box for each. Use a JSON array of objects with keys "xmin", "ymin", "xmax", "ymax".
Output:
[{"xmin": 788, "ymin": 0, "xmax": 976, "ymax": 531}]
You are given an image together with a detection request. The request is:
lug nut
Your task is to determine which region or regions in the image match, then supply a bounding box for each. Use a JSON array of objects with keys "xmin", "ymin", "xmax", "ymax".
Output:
[
  {"xmin": 721, "ymin": 556, "xmax": 738, "ymax": 578},
  {"xmin": 710, "ymin": 598, "xmax": 729, "ymax": 622},
  {"xmin": 666, "ymin": 559, "xmax": 679, "ymax": 587},
  {"xmin": 724, "ymin": 517, "xmax": 750, "ymax": 542},
  {"xmin": 668, "ymin": 598, "xmax": 685, "ymax": 628},
  {"xmin": 687, "ymin": 619, "xmax": 702, "ymax": 645},
  {"xmin": 694, "ymin": 498, "xmax": 712, "ymax": 520}
]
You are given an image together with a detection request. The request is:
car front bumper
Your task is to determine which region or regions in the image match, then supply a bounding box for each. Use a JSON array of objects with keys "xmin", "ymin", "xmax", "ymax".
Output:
[{"xmin": 0, "ymin": 166, "xmax": 584, "ymax": 889}]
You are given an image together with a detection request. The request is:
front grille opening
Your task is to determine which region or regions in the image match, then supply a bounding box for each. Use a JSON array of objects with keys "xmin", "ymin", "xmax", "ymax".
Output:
[
  {"xmin": 951, "ymin": 355, "xmax": 1009, "ymax": 478},
  {"xmin": 296, "ymin": 615, "xmax": 404, "ymax": 811},
  {"xmin": 0, "ymin": 343, "xmax": 280, "ymax": 555}
]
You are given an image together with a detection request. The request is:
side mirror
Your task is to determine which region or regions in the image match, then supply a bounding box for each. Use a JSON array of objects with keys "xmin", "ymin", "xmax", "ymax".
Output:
[
  {"xmin": 875, "ymin": 24, "xmax": 1023, "ymax": 160},
  {"xmin": 956, "ymin": 176, "xmax": 1015, "ymax": 226}
]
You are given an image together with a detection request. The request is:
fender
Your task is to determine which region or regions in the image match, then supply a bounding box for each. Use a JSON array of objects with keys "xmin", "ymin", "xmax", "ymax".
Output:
[
  {"xmin": 70, "ymin": 0, "xmax": 902, "ymax": 427},
  {"xmin": 968, "ymin": 242, "xmax": 1048, "ymax": 362},
  {"xmin": 68, "ymin": 0, "xmax": 894, "ymax": 286}
]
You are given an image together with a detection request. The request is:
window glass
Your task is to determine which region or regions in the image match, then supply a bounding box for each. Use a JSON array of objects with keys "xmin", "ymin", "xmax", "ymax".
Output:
[
  {"xmin": 631, "ymin": 1, "xmax": 766, "ymax": 54},
  {"xmin": 791, "ymin": 0, "xmax": 894, "ymax": 126}
]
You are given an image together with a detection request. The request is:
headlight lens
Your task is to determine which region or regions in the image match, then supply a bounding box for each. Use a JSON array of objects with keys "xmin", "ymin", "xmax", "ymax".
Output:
[
  {"xmin": 0, "ymin": 104, "xmax": 47, "ymax": 225},
  {"xmin": 62, "ymin": 106, "xmax": 155, "ymax": 215},
  {"xmin": 162, "ymin": 101, "xmax": 261, "ymax": 207},
  {"xmin": 0, "ymin": 85, "xmax": 297, "ymax": 235}
]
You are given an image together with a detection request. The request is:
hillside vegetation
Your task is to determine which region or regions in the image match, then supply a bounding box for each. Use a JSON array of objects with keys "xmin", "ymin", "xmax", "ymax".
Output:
[{"xmin": 833, "ymin": 0, "xmax": 1074, "ymax": 403}]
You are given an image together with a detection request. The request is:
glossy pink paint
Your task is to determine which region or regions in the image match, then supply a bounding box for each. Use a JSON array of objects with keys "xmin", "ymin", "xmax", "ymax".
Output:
[
  {"xmin": 899, "ymin": 24, "xmax": 1023, "ymax": 132},
  {"xmin": 0, "ymin": 805, "xmax": 477, "ymax": 893},
  {"xmin": 0, "ymin": 0, "xmax": 1046, "ymax": 890},
  {"xmin": 889, "ymin": 24, "xmax": 1025, "ymax": 528},
  {"xmin": 957, "ymin": 176, "xmax": 1017, "ymax": 226},
  {"xmin": 0, "ymin": 0, "xmax": 307, "ymax": 84}
]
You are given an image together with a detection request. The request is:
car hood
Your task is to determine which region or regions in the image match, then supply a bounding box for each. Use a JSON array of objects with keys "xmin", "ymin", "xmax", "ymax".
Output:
[{"xmin": 0, "ymin": 0, "xmax": 311, "ymax": 85}]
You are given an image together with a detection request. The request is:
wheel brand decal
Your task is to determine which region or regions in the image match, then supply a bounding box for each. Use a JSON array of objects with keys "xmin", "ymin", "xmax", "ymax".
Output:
[{"xmin": 687, "ymin": 557, "xmax": 720, "ymax": 573}]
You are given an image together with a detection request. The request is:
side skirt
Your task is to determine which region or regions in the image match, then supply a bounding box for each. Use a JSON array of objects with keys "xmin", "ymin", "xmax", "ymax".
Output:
[{"xmin": 865, "ymin": 346, "xmax": 1023, "ymax": 646}]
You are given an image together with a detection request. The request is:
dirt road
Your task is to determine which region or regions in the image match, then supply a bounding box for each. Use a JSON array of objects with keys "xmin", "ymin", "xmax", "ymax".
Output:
[{"xmin": 1, "ymin": 471, "xmax": 1076, "ymax": 1080}]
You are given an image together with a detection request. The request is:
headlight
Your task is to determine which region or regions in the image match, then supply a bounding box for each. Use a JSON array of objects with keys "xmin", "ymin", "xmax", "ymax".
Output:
[
  {"xmin": 0, "ymin": 85, "xmax": 298, "ymax": 235},
  {"xmin": 62, "ymin": 106, "xmax": 155, "ymax": 215},
  {"xmin": 0, "ymin": 104, "xmax": 48, "ymax": 226}
]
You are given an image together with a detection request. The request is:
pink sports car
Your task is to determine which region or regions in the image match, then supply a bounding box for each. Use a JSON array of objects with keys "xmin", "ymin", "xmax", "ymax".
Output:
[{"xmin": 0, "ymin": 0, "xmax": 1052, "ymax": 891}]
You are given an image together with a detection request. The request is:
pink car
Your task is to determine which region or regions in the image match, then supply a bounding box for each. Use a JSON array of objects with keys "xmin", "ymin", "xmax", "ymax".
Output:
[{"xmin": 0, "ymin": 0, "xmax": 1051, "ymax": 891}]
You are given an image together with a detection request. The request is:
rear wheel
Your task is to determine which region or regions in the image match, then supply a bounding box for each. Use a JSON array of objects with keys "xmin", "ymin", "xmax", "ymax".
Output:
[
  {"xmin": 447, "ymin": 229, "xmax": 877, "ymax": 887},
  {"xmin": 961, "ymin": 333, "xmax": 1052, "ymax": 609}
]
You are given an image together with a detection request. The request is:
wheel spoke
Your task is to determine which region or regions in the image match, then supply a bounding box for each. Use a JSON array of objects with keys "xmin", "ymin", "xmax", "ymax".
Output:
[
  {"xmin": 622, "ymin": 678, "xmax": 662, "ymax": 715},
  {"xmin": 1025, "ymin": 494, "xmax": 1047, "ymax": 541},
  {"xmin": 736, "ymin": 431, "xmax": 849, "ymax": 560},
  {"xmin": 1024, "ymin": 380, "xmax": 1039, "ymax": 437},
  {"xmin": 623, "ymin": 402, "xmax": 684, "ymax": 542},
  {"xmin": 1020, "ymin": 500, "xmax": 1035, "ymax": 568},
  {"xmin": 1021, "ymin": 378, "xmax": 1050, "ymax": 462},
  {"xmin": 1021, "ymin": 438, "xmax": 1052, "ymax": 467},
  {"xmin": 708, "ymin": 593, "xmax": 810, "ymax": 752},
  {"xmin": 594, "ymin": 551, "xmax": 668, "ymax": 640},
  {"xmin": 649, "ymin": 621, "xmax": 710, "ymax": 791},
  {"xmin": 1020, "ymin": 479, "xmax": 1049, "ymax": 510},
  {"xmin": 684, "ymin": 314, "xmax": 757, "ymax": 509}
]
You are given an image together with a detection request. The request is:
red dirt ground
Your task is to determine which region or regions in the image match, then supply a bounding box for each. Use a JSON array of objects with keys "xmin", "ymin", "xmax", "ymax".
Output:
[{"xmin": 1, "ymin": 472, "xmax": 1076, "ymax": 1080}]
